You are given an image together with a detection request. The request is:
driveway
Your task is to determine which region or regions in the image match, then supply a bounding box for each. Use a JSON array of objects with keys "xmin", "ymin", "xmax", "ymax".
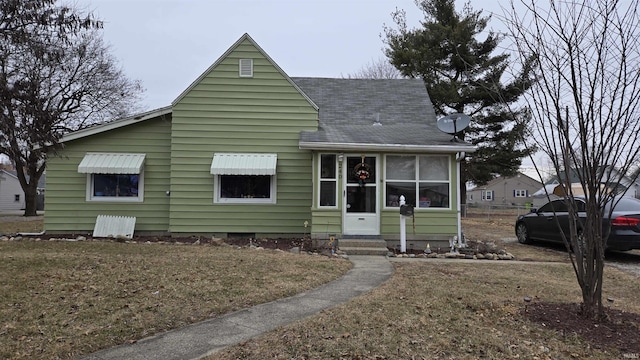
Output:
[{"xmin": 607, "ymin": 250, "xmax": 640, "ymax": 276}]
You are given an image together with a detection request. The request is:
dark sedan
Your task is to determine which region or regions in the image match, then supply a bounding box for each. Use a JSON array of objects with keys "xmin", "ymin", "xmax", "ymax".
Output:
[{"xmin": 515, "ymin": 196, "xmax": 640, "ymax": 251}]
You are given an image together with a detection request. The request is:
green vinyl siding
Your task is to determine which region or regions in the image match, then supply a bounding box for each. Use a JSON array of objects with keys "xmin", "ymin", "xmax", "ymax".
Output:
[
  {"xmin": 380, "ymin": 210, "xmax": 458, "ymax": 238},
  {"xmin": 310, "ymin": 210, "xmax": 342, "ymax": 238},
  {"xmin": 44, "ymin": 115, "xmax": 172, "ymax": 233},
  {"xmin": 169, "ymin": 38, "xmax": 318, "ymax": 235}
]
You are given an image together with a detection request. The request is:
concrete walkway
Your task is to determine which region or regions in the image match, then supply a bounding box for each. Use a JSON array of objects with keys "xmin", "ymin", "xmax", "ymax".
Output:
[{"xmin": 79, "ymin": 255, "xmax": 393, "ymax": 360}]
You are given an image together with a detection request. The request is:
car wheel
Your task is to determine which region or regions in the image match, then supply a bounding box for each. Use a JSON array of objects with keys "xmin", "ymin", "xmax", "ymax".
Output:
[{"xmin": 516, "ymin": 222, "xmax": 532, "ymax": 244}]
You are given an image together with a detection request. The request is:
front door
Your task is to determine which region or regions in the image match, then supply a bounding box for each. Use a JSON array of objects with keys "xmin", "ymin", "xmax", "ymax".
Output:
[{"xmin": 343, "ymin": 155, "xmax": 379, "ymax": 235}]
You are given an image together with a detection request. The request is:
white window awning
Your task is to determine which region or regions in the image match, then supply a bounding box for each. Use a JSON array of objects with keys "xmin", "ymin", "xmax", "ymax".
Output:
[
  {"xmin": 210, "ymin": 153, "xmax": 277, "ymax": 175},
  {"xmin": 78, "ymin": 153, "xmax": 146, "ymax": 174}
]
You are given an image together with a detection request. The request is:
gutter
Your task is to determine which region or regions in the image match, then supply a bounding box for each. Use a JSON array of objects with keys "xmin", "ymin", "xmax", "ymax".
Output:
[{"xmin": 299, "ymin": 141, "xmax": 477, "ymax": 153}]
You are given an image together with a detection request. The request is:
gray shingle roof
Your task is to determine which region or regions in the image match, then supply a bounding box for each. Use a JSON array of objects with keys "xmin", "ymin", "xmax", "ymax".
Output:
[{"xmin": 292, "ymin": 77, "xmax": 474, "ymax": 151}]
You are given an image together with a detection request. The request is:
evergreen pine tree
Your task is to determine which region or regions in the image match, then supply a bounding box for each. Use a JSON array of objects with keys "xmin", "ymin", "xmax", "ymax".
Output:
[{"xmin": 384, "ymin": 0, "xmax": 536, "ymax": 189}]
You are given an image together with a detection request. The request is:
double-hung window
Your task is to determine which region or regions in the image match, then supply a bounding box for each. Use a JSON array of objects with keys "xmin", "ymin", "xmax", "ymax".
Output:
[
  {"xmin": 482, "ymin": 190, "xmax": 494, "ymax": 201},
  {"xmin": 78, "ymin": 153, "xmax": 145, "ymax": 202},
  {"xmin": 211, "ymin": 153, "xmax": 277, "ymax": 204},
  {"xmin": 514, "ymin": 189, "xmax": 528, "ymax": 197},
  {"xmin": 385, "ymin": 155, "xmax": 450, "ymax": 209},
  {"xmin": 319, "ymin": 154, "xmax": 337, "ymax": 207}
]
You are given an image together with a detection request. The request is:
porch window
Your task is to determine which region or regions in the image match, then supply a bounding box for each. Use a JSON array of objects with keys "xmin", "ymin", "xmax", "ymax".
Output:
[
  {"xmin": 385, "ymin": 155, "xmax": 450, "ymax": 209},
  {"xmin": 319, "ymin": 154, "xmax": 337, "ymax": 207}
]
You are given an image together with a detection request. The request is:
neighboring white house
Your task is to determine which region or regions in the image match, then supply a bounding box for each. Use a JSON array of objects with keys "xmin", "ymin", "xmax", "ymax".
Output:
[{"xmin": 0, "ymin": 170, "xmax": 25, "ymax": 211}]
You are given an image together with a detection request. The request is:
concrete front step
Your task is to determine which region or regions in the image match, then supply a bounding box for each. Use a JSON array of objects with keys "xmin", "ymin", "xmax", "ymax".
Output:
[{"xmin": 339, "ymin": 239, "xmax": 389, "ymax": 256}]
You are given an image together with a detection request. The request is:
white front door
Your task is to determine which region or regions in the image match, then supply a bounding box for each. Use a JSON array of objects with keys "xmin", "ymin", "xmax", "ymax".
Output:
[{"xmin": 343, "ymin": 155, "xmax": 379, "ymax": 235}]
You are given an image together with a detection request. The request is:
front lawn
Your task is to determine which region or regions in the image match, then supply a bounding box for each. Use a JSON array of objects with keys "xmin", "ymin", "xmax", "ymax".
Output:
[{"xmin": 0, "ymin": 240, "xmax": 351, "ymax": 359}]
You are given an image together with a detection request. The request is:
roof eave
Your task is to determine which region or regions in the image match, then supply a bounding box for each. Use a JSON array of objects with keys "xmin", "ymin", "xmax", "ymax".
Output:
[
  {"xmin": 298, "ymin": 141, "xmax": 477, "ymax": 153},
  {"xmin": 59, "ymin": 106, "xmax": 172, "ymax": 143}
]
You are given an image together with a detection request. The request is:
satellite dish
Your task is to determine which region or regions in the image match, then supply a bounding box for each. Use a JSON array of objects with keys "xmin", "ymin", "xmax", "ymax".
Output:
[{"xmin": 437, "ymin": 113, "xmax": 471, "ymax": 142}]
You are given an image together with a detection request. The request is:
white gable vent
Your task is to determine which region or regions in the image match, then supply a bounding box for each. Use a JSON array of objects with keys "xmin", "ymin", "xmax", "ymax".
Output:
[{"xmin": 239, "ymin": 58, "xmax": 253, "ymax": 77}]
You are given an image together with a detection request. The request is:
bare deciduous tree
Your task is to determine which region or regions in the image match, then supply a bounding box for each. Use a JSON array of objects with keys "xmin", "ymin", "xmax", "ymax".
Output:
[
  {"xmin": 505, "ymin": 0, "xmax": 640, "ymax": 319},
  {"xmin": 344, "ymin": 57, "xmax": 404, "ymax": 79},
  {"xmin": 0, "ymin": 1, "xmax": 143, "ymax": 216}
]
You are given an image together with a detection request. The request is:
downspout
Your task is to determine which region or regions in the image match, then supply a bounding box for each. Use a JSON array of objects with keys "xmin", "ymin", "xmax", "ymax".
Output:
[
  {"xmin": 456, "ymin": 152, "xmax": 466, "ymax": 247},
  {"xmin": 18, "ymin": 230, "xmax": 46, "ymax": 236}
]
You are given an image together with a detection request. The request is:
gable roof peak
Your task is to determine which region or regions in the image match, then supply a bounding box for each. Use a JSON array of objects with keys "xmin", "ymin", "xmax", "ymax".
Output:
[{"xmin": 172, "ymin": 33, "xmax": 317, "ymax": 110}]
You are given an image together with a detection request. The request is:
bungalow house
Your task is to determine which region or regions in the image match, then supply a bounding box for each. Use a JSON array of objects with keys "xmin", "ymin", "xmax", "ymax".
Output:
[
  {"xmin": 466, "ymin": 172, "xmax": 542, "ymax": 207},
  {"xmin": 44, "ymin": 34, "xmax": 476, "ymax": 249}
]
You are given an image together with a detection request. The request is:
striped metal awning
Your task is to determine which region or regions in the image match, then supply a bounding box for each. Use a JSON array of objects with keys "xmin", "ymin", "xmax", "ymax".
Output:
[
  {"xmin": 210, "ymin": 153, "xmax": 277, "ymax": 175},
  {"xmin": 78, "ymin": 153, "xmax": 146, "ymax": 174}
]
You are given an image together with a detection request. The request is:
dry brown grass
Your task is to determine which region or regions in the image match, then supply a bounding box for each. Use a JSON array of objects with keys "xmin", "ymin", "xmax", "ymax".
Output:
[
  {"xmin": 215, "ymin": 262, "xmax": 640, "ymax": 359},
  {"xmin": 3, "ymin": 214, "xmax": 640, "ymax": 359},
  {"xmin": 0, "ymin": 216, "xmax": 43, "ymax": 234},
  {"xmin": 212, "ymin": 212, "xmax": 640, "ymax": 359},
  {"xmin": 0, "ymin": 240, "xmax": 352, "ymax": 359}
]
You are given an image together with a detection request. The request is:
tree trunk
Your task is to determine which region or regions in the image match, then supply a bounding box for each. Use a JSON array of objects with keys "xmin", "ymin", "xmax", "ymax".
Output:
[{"xmin": 22, "ymin": 180, "xmax": 39, "ymax": 216}]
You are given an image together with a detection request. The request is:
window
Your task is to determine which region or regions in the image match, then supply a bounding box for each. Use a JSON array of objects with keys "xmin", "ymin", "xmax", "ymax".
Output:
[
  {"xmin": 210, "ymin": 153, "xmax": 278, "ymax": 204},
  {"xmin": 215, "ymin": 175, "xmax": 275, "ymax": 203},
  {"xmin": 514, "ymin": 189, "xmax": 528, "ymax": 197},
  {"xmin": 14, "ymin": 194, "xmax": 20, "ymax": 202},
  {"xmin": 319, "ymin": 154, "xmax": 337, "ymax": 207},
  {"xmin": 78, "ymin": 153, "xmax": 146, "ymax": 203},
  {"xmin": 482, "ymin": 190, "xmax": 494, "ymax": 201},
  {"xmin": 385, "ymin": 155, "xmax": 450, "ymax": 209},
  {"xmin": 89, "ymin": 173, "xmax": 143, "ymax": 202}
]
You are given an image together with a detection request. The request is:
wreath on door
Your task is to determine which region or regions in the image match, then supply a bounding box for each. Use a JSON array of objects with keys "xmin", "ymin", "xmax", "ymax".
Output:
[{"xmin": 353, "ymin": 155, "xmax": 371, "ymax": 186}]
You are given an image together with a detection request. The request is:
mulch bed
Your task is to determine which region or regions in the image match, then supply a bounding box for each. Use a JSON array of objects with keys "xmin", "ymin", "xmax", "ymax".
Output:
[{"xmin": 524, "ymin": 302, "xmax": 640, "ymax": 354}]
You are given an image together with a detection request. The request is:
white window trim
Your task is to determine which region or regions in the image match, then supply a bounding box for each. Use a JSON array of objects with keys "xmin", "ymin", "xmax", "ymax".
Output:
[
  {"xmin": 318, "ymin": 154, "xmax": 338, "ymax": 208},
  {"xmin": 482, "ymin": 190, "xmax": 494, "ymax": 201},
  {"xmin": 86, "ymin": 172, "xmax": 144, "ymax": 203},
  {"xmin": 213, "ymin": 175, "xmax": 277, "ymax": 204},
  {"xmin": 383, "ymin": 154, "xmax": 452, "ymax": 210},
  {"xmin": 514, "ymin": 189, "xmax": 527, "ymax": 197}
]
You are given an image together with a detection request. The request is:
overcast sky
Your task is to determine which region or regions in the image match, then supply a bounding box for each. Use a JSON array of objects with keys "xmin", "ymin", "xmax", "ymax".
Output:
[{"xmin": 85, "ymin": 0, "xmax": 507, "ymax": 110}]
